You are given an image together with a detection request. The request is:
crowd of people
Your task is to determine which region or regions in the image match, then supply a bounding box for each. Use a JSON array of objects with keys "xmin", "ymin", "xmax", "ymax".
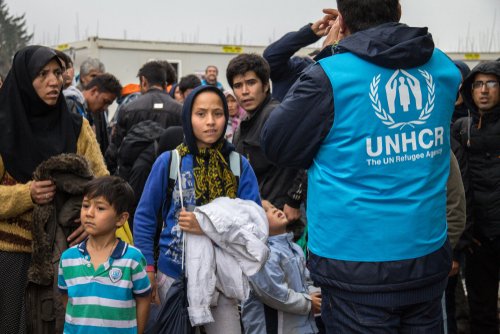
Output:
[{"xmin": 0, "ymin": 0, "xmax": 499, "ymax": 333}]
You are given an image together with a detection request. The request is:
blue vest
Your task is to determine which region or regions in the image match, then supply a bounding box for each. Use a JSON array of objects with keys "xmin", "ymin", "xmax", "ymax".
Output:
[{"xmin": 309, "ymin": 50, "xmax": 461, "ymax": 262}]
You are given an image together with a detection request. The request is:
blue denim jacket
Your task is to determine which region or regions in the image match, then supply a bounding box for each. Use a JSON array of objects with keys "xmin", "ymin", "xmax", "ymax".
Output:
[{"xmin": 241, "ymin": 233, "xmax": 318, "ymax": 334}]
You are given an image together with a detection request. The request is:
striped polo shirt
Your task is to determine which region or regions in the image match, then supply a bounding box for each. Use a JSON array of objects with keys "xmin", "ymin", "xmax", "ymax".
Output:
[{"xmin": 58, "ymin": 238, "xmax": 151, "ymax": 334}]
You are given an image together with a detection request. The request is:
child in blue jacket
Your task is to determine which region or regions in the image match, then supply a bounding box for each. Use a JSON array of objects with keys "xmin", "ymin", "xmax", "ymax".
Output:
[
  {"xmin": 134, "ymin": 85, "xmax": 261, "ymax": 333},
  {"xmin": 242, "ymin": 200, "xmax": 320, "ymax": 334}
]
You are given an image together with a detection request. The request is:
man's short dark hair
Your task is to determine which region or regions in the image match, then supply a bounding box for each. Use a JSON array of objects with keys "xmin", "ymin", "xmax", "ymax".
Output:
[
  {"xmin": 178, "ymin": 74, "xmax": 202, "ymax": 94},
  {"xmin": 86, "ymin": 73, "xmax": 122, "ymax": 97},
  {"xmin": 158, "ymin": 60, "xmax": 178, "ymax": 85},
  {"xmin": 137, "ymin": 61, "xmax": 166, "ymax": 88},
  {"xmin": 83, "ymin": 176, "xmax": 135, "ymax": 215},
  {"xmin": 226, "ymin": 53, "xmax": 270, "ymax": 88},
  {"xmin": 337, "ymin": 0, "xmax": 400, "ymax": 34}
]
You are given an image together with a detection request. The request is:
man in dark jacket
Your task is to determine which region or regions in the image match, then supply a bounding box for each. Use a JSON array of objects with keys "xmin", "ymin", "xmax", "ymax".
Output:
[
  {"xmin": 452, "ymin": 60, "xmax": 500, "ymax": 334},
  {"xmin": 263, "ymin": 10, "xmax": 336, "ymax": 102},
  {"xmin": 261, "ymin": 0, "xmax": 462, "ymax": 332},
  {"xmin": 227, "ymin": 53, "xmax": 305, "ymax": 224},
  {"xmin": 66, "ymin": 73, "xmax": 122, "ymax": 156},
  {"xmin": 107, "ymin": 61, "xmax": 182, "ymax": 172}
]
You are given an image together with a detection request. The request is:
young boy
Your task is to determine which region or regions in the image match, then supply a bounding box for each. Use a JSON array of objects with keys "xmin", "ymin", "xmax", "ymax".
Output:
[
  {"xmin": 58, "ymin": 176, "xmax": 151, "ymax": 334},
  {"xmin": 242, "ymin": 200, "xmax": 321, "ymax": 334}
]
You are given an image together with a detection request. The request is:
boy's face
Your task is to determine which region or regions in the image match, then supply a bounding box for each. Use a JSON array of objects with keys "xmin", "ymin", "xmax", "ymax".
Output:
[
  {"xmin": 80, "ymin": 195, "xmax": 126, "ymax": 237},
  {"xmin": 191, "ymin": 91, "xmax": 226, "ymax": 149},
  {"xmin": 262, "ymin": 200, "xmax": 288, "ymax": 233}
]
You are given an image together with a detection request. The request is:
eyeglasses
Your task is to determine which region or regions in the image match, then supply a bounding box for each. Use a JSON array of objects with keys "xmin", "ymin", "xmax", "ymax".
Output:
[{"xmin": 472, "ymin": 80, "xmax": 499, "ymax": 90}]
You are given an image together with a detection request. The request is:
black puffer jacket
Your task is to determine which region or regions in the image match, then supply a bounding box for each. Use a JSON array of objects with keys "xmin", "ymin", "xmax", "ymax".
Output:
[
  {"xmin": 452, "ymin": 61, "xmax": 500, "ymax": 240},
  {"xmin": 233, "ymin": 95, "xmax": 304, "ymax": 209},
  {"xmin": 106, "ymin": 89, "xmax": 182, "ymax": 172}
]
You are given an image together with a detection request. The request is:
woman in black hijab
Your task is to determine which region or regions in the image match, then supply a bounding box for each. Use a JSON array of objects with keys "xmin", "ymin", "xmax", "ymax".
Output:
[{"xmin": 0, "ymin": 45, "xmax": 109, "ymax": 333}]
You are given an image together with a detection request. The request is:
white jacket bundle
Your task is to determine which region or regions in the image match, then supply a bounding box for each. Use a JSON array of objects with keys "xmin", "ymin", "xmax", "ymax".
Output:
[{"xmin": 186, "ymin": 197, "xmax": 269, "ymax": 326}]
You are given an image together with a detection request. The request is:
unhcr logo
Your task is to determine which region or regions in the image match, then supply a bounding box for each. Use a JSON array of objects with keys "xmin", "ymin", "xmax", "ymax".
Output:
[
  {"xmin": 365, "ymin": 69, "xmax": 444, "ymax": 164},
  {"xmin": 370, "ymin": 69, "xmax": 435, "ymax": 130}
]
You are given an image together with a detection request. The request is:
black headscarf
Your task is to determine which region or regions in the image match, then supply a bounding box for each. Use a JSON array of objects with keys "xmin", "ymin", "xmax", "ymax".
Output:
[{"xmin": 0, "ymin": 45, "xmax": 82, "ymax": 183}]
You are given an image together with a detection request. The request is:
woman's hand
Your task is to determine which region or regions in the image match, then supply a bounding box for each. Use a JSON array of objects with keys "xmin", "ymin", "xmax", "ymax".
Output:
[
  {"xmin": 178, "ymin": 208, "xmax": 204, "ymax": 235},
  {"xmin": 30, "ymin": 180, "xmax": 56, "ymax": 204},
  {"xmin": 67, "ymin": 218, "xmax": 89, "ymax": 246}
]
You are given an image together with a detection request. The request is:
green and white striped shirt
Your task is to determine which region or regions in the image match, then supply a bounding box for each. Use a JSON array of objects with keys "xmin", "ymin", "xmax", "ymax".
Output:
[{"xmin": 58, "ymin": 239, "xmax": 151, "ymax": 333}]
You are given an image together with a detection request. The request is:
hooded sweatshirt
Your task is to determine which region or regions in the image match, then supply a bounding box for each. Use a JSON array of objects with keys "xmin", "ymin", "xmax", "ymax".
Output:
[
  {"xmin": 133, "ymin": 85, "xmax": 261, "ymax": 279},
  {"xmin": 262, "ymin": 22, "xmax": 461, "ymax": 306},
  {"xmin": 452, "ymin": 61, "xmax": 500, "ymax": 239}
]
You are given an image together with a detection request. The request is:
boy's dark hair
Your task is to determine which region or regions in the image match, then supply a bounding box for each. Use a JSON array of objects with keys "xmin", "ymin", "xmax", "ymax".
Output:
[
  {"xmin": 54, "ymin": 50, "xmax": 73, "ymax": 69},
  {"xmin": 86, "ymin": 73, "xmax": 122, "ymax": 98},
  {"xmin": 178, "ymin": 74, "xmax": 201, "ymax": 94},
  {"xmin": 137, "ymin": 61, "xmax": 167, "ymax": 88},
  {"xmin": 226, "ymin": 53, "xmax": 270, "ymax": 89},
  {"xmin": 158, "ymin": 60, "xmax": 178, "ymax": 85},
  {"xmin": 83, "ymin": 176, "xmax": 135, "ymax": 215},
  {"xmin": 337, "ymin": 0, "xmax": 400, "ymax": 34}
]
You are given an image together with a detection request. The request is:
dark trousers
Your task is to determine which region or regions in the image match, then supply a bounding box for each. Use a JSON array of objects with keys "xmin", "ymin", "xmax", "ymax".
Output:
[
  {"xmin": 321, "ymin": 288, "xmax": 443, "ymax": 333},
  {"xmin": 464, "ymin": 237, "xmax": 500, "ymax": 334},
  {"xmin": 444, "ymin": 273, "xmax": 459, "ymax": 334}
]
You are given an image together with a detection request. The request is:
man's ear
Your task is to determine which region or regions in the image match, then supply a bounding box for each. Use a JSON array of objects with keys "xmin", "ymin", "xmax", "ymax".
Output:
[
  {"xmin": 338, "ymin": 13, "xmax": 349, "ymax": 36},
  {"xmin": 89, "ymin": 85, "xmax": 99, "ymax": 96},
  {"xmin": 140, "ymin": 76, "xmax": 149, "ymax": 90},
  {"xmin": 397, "ymin": 2, "xmax": 402, "ymax": 22},
  {"xmin": 116, "ymin": 212, "xmax": 129, "ymax": 228},
  {"xmin": 263, "ymin": 81, "xmax": 270, "ymax": 94}
]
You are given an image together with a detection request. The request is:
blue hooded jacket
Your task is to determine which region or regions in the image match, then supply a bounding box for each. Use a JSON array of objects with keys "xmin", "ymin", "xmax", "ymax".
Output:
[
  {"xmin": 261, "ymin": 23, "xmax": 460, "ymax": 306},
  {"xmin": 133, "ymin": 86, "xmax": 261, "ymax": 278}
]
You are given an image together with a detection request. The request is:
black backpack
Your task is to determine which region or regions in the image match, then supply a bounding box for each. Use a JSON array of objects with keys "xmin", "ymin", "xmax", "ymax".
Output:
[{"xmin": 116, "ymin": 120, "xmax": 165, "ymax": 181}]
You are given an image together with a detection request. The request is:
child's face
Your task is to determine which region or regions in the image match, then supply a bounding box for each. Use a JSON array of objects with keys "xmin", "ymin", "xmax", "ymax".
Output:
[
  {"xmin": 226, "ymin": 95, "xmax": 239, "ymax": 117},
  {"xmin": 80, "ymin": 195, "xmax": 126, "ymax": 237},
  {"xmin": 262, "ymin": 200, "xmax": 288, "ymax": 231},
  {"xmin": 191, "ymin": 91, "xmax": 226, "ymax": 149}
]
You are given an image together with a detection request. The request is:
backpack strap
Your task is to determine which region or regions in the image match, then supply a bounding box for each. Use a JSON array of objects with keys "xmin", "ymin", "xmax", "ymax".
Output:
[
  {"xmin": 457, "ymin": 116, "xmax": 472, "ymax": 148},
  {"xmin": 154, "ymin": 150, "xmax": 178, "ymax": 262},
  {"xmin": 229, "ymin": 151, "xmax": 241, "ymax": 178},
  {"xmin": 169, "ymin": 149, "xmax": 180, "ymax": 184}
]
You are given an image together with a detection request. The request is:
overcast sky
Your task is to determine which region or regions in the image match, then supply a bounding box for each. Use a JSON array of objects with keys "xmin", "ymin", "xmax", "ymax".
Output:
[{"xmin": 4, "ymin": 0, "xmax": 499, "ymax": 52}]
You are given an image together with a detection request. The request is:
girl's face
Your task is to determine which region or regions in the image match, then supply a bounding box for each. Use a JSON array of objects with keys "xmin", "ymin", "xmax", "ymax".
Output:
[
  {"xmin": 191, "ymin": 91, "xmax": 226, "ymax": 149},
  {"xmin": 32, "ymin": 59, "xmax": 63, "ymax": 106},
  {"xmin": 226, "ymin": 94, "xmax": 239, "ymax": 117}
]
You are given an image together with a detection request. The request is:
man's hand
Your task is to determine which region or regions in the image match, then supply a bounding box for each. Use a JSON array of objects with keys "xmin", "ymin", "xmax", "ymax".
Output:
[
  {"xmin": 310, "ymin": 8, "xmax": 339, "ymax": 37},
  {"xmin": 178, "ymin": 209, "xmax": 204, "ymax": 235},
  {"xmin": 448, "ymin": 260, "xmax": 460, "ymax": 277},
  {"xmin": 30, "ymin": 180, "xmax": 56, "ymax": 204},
  {"xmin": 467, "ymin": 238, "xmax": 482, "ymax": 254},
  {"xmin": 322, "ymin": 16, "xmax": 345, "ymax": 50},
  {"xmin": 67, "ymin": 219, "xmax": 89, "ymax": 246},
  {"xmin": 283, "ymin": 204, "xmax": 301, "ymax": 222},
  {"xmin": 148, "ymin": 272, "xmax": 160, "ymax": 305},
  {"xmin": 310, "ymin": 291, "xmax": 322, "ymax": 315}
]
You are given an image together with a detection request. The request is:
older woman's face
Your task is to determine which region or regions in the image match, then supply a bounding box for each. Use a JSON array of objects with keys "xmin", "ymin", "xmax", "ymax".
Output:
[{"xmin": 32, "ymin": 59, "xmax": 63, "ymax": 106}]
